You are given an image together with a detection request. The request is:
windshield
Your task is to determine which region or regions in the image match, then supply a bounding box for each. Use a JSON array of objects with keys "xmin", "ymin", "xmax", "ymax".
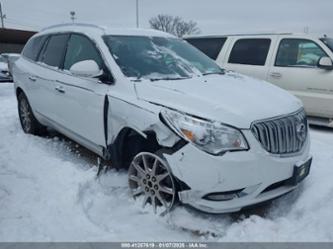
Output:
[
  {"xmin": 103, "ymin": 35, "xmax": 224, "ymax": 80},
  {"xmin": 321, "ymin": 38, "xmax": 333, "ymax": 53}
]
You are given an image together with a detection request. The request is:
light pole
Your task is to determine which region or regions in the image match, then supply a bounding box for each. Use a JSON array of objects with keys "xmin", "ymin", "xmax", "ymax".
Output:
[
  {"xmin": 0, "ymin": 2, "xmax": 6, "ymax": 28},
  {"xmin": 136, "ymin": 0, "xmax": 139, "ymax": 28}
]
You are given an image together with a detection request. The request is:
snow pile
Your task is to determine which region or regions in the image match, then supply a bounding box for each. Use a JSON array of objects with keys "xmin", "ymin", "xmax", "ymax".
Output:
[{"xmin": 0, "ymin": 83, "xmax": 333, "ymax": 241}]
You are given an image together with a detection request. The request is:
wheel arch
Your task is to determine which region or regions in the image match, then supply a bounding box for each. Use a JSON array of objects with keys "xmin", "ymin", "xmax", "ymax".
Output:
[
  {"xmin": 108, "ymin": 126, "xmax": 190, "ymax": 192},
  {"xmin": 106, "ymin": 126, "xmax": 162, "ymax": 169},
  {"xmin": 16, "ymin": 87, "xmax": 25, "ymax": 99}
]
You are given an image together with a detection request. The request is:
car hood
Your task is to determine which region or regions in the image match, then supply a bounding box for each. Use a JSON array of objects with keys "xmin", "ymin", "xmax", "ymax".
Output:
[{"xmin": 135, "ymin": 72, "xmax": 303, "ymax": 129}]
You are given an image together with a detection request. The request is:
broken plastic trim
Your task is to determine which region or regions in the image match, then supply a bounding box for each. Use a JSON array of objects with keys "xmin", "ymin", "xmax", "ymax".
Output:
[{"xmin": 102, "ymin": 95, "xmax": 112, "ymax": 161}]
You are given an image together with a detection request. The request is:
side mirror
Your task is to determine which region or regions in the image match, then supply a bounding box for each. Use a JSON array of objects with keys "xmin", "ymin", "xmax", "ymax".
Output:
[
  {"xmin": 318, "ymin": 56, "xmax": 333, "ymax": 70},
  {"xmin": 70, "ymin": 60, "xmax": 103, "ymax": 78}
]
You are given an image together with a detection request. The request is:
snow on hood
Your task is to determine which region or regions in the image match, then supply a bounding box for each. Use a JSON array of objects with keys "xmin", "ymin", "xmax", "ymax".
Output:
[{"xmin": 135, "ymin": 72, "xmax": 303, "ymax": 129}]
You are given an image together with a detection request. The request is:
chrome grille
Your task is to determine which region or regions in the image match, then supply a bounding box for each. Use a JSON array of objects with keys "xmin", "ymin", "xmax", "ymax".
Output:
[{"xmin": 251, "ymin": 109, "xmax": 307, "ymax": 154}]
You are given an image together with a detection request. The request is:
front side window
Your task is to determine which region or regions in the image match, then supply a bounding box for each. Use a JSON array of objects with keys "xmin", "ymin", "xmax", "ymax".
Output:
[
  {"xmin": 228, "ymin": 39, "xmax": 271, "ymax": 66},
  {"xmin": 22, "ymin": 35, "xmax": 48, "ymax": 61},
  {"xmin": 103, "ymin": 35, "xmax": 223, "ymax": 80},
  {"xmin": 185, "ymin": 37, "xmax": 227, "ymax": 60},
  {"xmin": 38, "ymin": 34, "xmax": 69, "ymax": 68},
  {"xmin": 275, "ymin": 39, "xmax": 327, "ymax": 67},
  {"xmin": 64, "ymin": 34, "xmax": 103, "ymax": 70}
]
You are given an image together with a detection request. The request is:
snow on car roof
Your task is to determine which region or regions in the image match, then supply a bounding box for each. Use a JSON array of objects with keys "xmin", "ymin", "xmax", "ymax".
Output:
[
  {"xmin": 37, "ymin": 23, "xmax": 174, "ymax": 38},
  {"xmin": 104, "ymin": 27, "xmax": 174, "ymax": 37}
]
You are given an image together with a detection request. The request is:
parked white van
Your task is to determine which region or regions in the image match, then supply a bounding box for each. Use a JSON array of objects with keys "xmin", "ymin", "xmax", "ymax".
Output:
[{"xmin": 186, "ymin": 33, "xmax": 333, "ymax": 127}]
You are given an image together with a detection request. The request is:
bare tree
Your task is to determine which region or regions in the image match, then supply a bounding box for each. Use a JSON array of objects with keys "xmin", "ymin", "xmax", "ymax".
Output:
[{"xmin": 149, "ymin": 14, "xmax": 200, "ymax": 37}]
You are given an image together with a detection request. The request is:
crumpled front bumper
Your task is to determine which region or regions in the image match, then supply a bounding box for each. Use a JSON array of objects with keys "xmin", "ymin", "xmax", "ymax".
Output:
[{"xmin": 163, "ymin": 130, "xmax": 311, "ymax": 214}]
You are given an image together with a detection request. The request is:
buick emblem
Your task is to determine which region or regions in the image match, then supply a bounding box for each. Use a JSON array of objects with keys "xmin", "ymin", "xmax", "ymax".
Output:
[{"xmin": 296, "ymin": 122, "xmax": 306, "ymax": 142}]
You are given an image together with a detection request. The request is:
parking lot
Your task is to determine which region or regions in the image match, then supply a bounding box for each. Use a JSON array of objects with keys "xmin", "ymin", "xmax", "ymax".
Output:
[{"xmin": 1, "ymin": 82, "xmax": 333, "ymax": 242}]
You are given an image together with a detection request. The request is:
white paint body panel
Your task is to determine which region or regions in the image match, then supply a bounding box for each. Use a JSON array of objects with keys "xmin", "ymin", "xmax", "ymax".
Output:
[{"xmin": 135, "ymin": 72, "xmax": 302, "ymax": 129}]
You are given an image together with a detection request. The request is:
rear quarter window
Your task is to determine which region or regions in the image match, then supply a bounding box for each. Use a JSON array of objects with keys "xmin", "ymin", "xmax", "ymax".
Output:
[
  {"xmin": 22, "ymin": 35, "xmax": 48, "ymax": 61},
  {"xmin": 185, "ymin": 37, "xmax": 226, "ymax": 60},
  {"xmin": 228, "ymin": 38, "xmax": 271, "ymax": 66}
]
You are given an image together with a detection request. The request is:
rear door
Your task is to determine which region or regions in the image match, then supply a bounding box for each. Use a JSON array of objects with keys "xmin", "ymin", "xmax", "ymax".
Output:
[
  {"xmin": 53, "ymin": 33, "xmax": 110, "ymax": 151},
  {"xmin": 222, "ymin": 37, "xmax": 274, "ymax": 80},
  {"xmin": 17, "ymin": 35, "xmax": 49, "ymax": 113},
  {"xmin": 267, "ymin": 37, "xmax": 333, "ymax": 118},
  {"xmin": 35, "ymin": 34, "xmax": 70, "ymax": 122}
]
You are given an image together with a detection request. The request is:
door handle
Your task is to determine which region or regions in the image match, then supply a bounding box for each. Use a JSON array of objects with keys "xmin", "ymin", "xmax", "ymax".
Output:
[
  {"xmin": 55, "ymin": 86, "xmax": 65, "ymax": 94},
  {"xmin": 28, "ymin": 76, "xmax": 37, "ymax": 82},
  {"xmin": 270, "ymin": 72, "xmax": 282, "ymax": 79}
]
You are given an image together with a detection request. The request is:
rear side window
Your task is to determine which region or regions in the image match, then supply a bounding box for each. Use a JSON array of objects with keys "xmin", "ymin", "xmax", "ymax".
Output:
[
  {"xmin": 228, "ymin": 39, "xmax": 271, "ymax": 66},
  {"xmin": 39, "ymin": 34, "xmax": 69, "ymax": 68},
  {"xmin": 185, "ymin": 37, "xmax": 226, "ymax": 60},
  {"xmin": 63, "ymin": 34, "xmax": 103, "ymax": 70},
  {"xmin": 22, "ymin": 35, "xmax": 48, "ymax": 61}
]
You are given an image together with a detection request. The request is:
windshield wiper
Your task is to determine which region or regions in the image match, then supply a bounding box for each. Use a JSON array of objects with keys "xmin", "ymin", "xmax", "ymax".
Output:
[
  {"xmin": 202, "ymin": 71, "xmax": 225, "ymax": 76},
  {"xmin": 149, "ymin": 76, "xmax": 190, "ymax": 82}
]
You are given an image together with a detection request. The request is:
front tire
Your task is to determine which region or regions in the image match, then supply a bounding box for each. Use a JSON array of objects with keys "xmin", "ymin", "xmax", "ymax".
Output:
[
  {"xmin": 128, "ymin": 151, "xmax": 177, "ymax": 215},
  {"xmin": 18, "ymin": 93, "xmax": 46, "ymax": 135}
]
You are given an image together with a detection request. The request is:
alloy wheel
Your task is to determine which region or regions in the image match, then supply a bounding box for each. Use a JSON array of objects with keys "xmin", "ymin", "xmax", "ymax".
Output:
[
  {"xmin": 128, "ymin": 152, "xmax": 176, "ymax": 215},
  {"xmin": 19, "ymin": 97, "xmax": 32, "ymax": 133}
]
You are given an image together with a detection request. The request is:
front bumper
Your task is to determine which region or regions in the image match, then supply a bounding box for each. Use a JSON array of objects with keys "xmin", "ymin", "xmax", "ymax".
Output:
[{"xmin": 163, "ymin": 130, "xmax": 311, "ymax": 214}]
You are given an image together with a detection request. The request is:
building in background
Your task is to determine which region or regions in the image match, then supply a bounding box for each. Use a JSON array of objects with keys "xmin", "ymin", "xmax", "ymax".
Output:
[{"xmin": 0, "ymin": 28, "xmax": 36, "ymax": 53}]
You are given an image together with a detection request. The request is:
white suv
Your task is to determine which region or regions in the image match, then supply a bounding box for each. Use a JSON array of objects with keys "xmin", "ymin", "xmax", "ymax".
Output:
[
  {"xmin": 186, "ymin": 33, "xmax": 333, "ymax": 127},
  {"xmin": 13, "ymin": 24, "xmax": 311, "ymax": 214}
]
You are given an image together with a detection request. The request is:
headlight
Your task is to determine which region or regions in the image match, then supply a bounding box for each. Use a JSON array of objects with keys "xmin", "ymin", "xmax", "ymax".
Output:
[{"xmin": 161, "ymin": 109, "xmax": 248, "ymax": 155}]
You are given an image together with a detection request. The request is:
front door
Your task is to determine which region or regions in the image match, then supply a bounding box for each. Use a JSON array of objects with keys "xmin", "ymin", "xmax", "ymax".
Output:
[
  {"xmin": 33, "ymin": 34, "xmax": 70, "ymax": 123},
  {"xmin": 52, "ymin": 34, "xmax": 110, "ymax": 151},
  {"xmin": 267, "ymin": 38, "xmax": 333, "ymax": 118}
]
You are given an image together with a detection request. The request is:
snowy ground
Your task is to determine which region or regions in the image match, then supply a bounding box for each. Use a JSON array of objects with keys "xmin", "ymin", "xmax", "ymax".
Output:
[{"xmin": 0, "ymin": 82, "xmax": 333, "ymax": 242}]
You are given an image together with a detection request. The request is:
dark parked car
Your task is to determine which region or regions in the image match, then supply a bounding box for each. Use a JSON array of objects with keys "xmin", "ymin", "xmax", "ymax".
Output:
[{"xmin": 0, "ymin": 54, "xmax": 20, "ymax": 82}]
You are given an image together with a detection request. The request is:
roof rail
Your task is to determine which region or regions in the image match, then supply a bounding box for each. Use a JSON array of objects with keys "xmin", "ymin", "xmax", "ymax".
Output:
[
  {"xmin": 40, "ymin": 23, "xmax": 105, "ymax": 32},
  {"xmin": 185, "ymin": 32, "xmax": 295, "ymax": 38}
]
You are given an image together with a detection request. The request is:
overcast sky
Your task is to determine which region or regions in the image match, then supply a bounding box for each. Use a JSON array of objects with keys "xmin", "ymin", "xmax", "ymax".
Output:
[{"xmin": 2, "ymin": 0, "xmax": 333, "ymax": 36}]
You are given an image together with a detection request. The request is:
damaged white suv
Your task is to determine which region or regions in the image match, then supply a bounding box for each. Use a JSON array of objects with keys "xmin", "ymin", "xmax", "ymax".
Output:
[{"xmin": 13, "ymin": 24, "xmax": 312, "ymax": 214}]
